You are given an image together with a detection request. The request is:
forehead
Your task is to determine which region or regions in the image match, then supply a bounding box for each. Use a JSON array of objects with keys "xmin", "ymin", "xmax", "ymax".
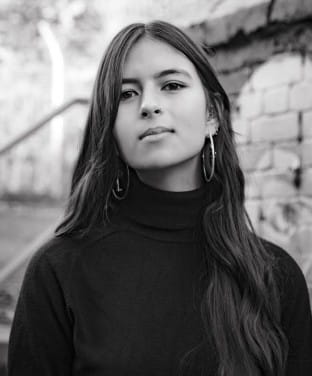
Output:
[{"xmin": 122, "ymin": 37, "xmax": 198, "ymax": 78}]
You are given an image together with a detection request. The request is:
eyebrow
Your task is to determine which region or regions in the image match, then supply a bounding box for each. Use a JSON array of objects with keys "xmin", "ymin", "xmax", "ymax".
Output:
[{"xmin": 122, "ymin": 69, "xmax": 192, "ymax": 84}]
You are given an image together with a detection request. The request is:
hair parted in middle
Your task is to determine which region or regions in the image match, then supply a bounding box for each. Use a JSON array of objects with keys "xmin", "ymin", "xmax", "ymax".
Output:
[{"xmin": 56, "ymin": 20, "xmax": 289, "ymax": 376}]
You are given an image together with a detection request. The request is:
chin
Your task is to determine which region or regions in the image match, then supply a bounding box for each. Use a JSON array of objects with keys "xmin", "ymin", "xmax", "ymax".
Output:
[
  {"xmin": 132, "ymin": 157, "xmax": 193, "ymax": 172},
  {"xmin": 128, "ymin": 150, "xmax": 201, "ymax": 171},
  {"xmin": 132, "ymin": 162, "xmax": 174, "ymax": 171}
]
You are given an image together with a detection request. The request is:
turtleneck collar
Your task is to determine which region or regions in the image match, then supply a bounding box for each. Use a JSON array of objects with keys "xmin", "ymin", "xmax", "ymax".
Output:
[{"xmin": 114, "ymin": 170, "xmax": 219, "ymax": 231}]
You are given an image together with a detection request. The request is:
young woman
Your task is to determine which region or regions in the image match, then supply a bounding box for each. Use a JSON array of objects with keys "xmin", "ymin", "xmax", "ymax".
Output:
[{"xmin": 8, "ymin": 21, "xmax": 312, "ymax": 376}]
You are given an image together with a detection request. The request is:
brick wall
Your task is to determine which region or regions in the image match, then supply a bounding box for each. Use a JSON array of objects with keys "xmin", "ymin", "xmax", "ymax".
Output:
[
  {"xmin": 200, "ymin": 23, "xmax": 312, "ymax": 296},
  {"xmin": 237, "ymin": 52, "xmax": 312, "ymax": 258}
]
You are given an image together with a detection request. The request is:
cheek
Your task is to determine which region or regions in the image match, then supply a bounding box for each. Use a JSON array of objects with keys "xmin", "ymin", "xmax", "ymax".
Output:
[
  {"xmin": 114, "ymin": 102, "xmax": 138, "ymax": 132},
  {"xmin": 113, "ymin": 121, "xmax": 126, "ymax": 154},
  {"xmin": 182, "ymin": 87, "xmax": 207, "ymax": 120},
  {"xmin": 179, "ymin": 100, "xmax": 207, "ymax": 134},
  {"xmin": 114, "ymin": 109, "xmax": 130, "ymax": 143},
  {"xmin": 113, "ymin": 114, "xmax": 136, "ymax": 161}
]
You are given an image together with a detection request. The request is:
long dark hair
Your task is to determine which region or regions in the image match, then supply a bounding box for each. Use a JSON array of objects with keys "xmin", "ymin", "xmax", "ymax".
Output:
[{"xmin": 56, "ymin": 21, "xmax": 288, "ymax": 375}]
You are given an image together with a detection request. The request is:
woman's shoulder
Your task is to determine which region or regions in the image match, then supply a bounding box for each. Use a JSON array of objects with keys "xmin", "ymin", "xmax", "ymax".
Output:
[
  {"xmin": 260, "ymin": 238, "xmax": 305, "ymax": 284},
  {"xmin": 23, "ymin": 235, "xmax": 81, "ymax": 286},
  {"xmin": 259, "ymin": 238, "xmax": 311, "ymax": 314},
  {"xmin": 27, "ymin": 223, "xmax": 118, "ymax": 276}
]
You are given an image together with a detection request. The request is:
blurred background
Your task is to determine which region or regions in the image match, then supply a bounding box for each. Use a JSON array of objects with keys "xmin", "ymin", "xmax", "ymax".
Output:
[{"xmin": 0, "ymin": 0, "xmax": 312, "ymax": 373}]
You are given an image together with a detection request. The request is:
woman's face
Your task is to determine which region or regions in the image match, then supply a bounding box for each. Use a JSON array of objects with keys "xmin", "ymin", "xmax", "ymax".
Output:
[{"xmin": 113, "ymin": 37, "xmax": 212, "ymax": 174}]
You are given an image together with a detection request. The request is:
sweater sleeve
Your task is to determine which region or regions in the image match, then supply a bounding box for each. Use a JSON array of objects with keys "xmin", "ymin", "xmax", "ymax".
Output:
[
  {"xmin": 7, "ymin": 239, "xmax": 74, "ymax": 376},
  {"xmin": 274, "ymin": 245, "xmax": 312, "ymax": 375}
]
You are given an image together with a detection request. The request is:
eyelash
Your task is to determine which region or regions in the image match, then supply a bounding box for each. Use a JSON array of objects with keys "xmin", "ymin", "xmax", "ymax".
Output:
[
  {"xmin": 163, "ymin": 82, "xmax": 185, "ymax": 91},
  {"xmin": 120, "ymin": 82, "xmax": 186, "ymax": 101},
  {"xmin": 120, "ymin": 90, "xmax": 136, "ymax": 101}
]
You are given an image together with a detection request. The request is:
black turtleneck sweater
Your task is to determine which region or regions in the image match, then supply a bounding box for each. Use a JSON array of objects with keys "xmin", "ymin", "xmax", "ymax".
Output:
[{"xmin": 7, "ymin": 173, "xmax": 312, "ymax": 375}]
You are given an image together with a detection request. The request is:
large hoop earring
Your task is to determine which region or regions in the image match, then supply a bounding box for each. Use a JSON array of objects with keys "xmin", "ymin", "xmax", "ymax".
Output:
[
  {"xmin": 202, "ymin": 131, "xmax": 216, "ymax": 182},
  {"xmin": 112, "ymin": 163, "xmax": 130, "ymax": 200}
]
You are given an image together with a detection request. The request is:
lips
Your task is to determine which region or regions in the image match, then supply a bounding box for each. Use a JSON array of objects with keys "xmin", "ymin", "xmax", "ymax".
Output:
[{"xmin": 139, "ymin": 127, "xmax": 174, "ymax": 140}]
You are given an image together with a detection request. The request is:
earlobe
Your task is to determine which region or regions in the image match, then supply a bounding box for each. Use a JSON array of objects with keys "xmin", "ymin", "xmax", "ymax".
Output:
[
  {"xmin": 205, "ymin": 116, "xmax": 219, "ymax": 137},
  {"xmin": 205, "ymin": 104, "xmax": 219, "ymax": 137}
]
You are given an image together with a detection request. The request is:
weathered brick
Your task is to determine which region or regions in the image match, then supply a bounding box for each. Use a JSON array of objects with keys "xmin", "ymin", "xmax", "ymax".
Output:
[
  {"xmin": 260, "ymin": 199, "xmax": 296, "ymax": 249},
  {"xmin": 213, "ymin": 27, "xmax": 312, "ymax": 73},
  {"xmin": 244, "ymin": 199, "xmax": 261, "ymax": 231},
  {"xmin": 258, "ymin": 220, "xmax": 288, "ymax": 249},
  {"xmin": 229, "ymin": 94, "xmax": 239, "ymax": 113},
  {"xmin": 274, "ymin": 141, "xmax": 301, "ymax": 155},
  {"xmin": 251, "ymin": 113, "xmax": 298, "ymax": 142},
  {"xmin": 261, "ymin": 200, "xmax": 299, "ymax": 243},
  {"xmin": 227, "ymin": 1, "xmax": 269, "ymax": 36},
  {"xmin": 193, "ymin": 0, "xmax": 270, "ymax": 46},
  {"xmin": 245, "ymin": 170, "xmax": 297, "ymax": 199},
  {"xmin": 290, "ymin": 82, "xmax": 312, "ymax": 111},
  {"xmin": 300, "ymin": 168, "xmax": 312, "ymax": 196},
  {"xmin": 232, "ymin": 116, "xmax": 250, "ymax": 144},
  {"xmin": 121, "ymin": 0, "xmax": 270, "ymax": 46},
  {"xmin": 262, "ymin": 177, "xmax": 298, "ymax": 198},
  {"xmin": 238, "ymin": 91, "xmax": 263, "ymax": 119},
  {"xmin": 303, "ymin": 57, "xmax": 312, "ymax": 81},
  {"xmin": 263, "ymin": 85, "xmax": 289, "ymax": 114},
  {"xmin": 288, "ymin": 231, "xmax": 306, "ymax": 264},
  {"xmin": 237, "ymin": 143, "xmax": 272, "ymax": 171},
  {"xmin": 302, "ymin": 141, "xmax": 312, "ymax": 167},
  {"xmin": 303, "ymin": 110, "xmax": 312, "ymax": 139},
  {"xmin": 302, "ymin": 255, "xmax": 312, "ymax": 285},
  {"xmin": 250, "ymin": 54, "xmax": 302, "ymax": 90},
  {"xmin": 271, "ymin": 0, "xmax": 312, "ymax": 23},
  {"xmin": 273, "ymin": 147, "xmax": 301, "ymax": 171},
  {"xmin": 218, "ymin": 68, "xmax": 250, "ymax": 96},
  {"xmin": 214, "ymin": 42, "xmax": 271, "ymax": 73},
  {"xmin": 245, "ymin": 172, "xmax": 261, "ymax": 199},
  {"xmin": 240, "ymin": 80, "xmax": 253, "ymax": 96},
  {"xmin": 296, "ymin": 228, "xmax": 312, "ymax": 260},
  {"xmin": 197, "ymin": 18, "xmax": 229, "ymax": 47}
]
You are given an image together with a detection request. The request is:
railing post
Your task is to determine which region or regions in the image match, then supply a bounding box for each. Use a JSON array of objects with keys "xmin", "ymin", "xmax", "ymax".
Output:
[{"xmin": 0, "ymin": 98, "xmax": 89, "ymax": 199}]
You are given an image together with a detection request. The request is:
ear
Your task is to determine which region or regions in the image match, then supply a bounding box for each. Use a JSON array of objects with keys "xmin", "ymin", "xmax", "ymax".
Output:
[{"xmin": 205, "ymin": 108, "xmax": 219, "ymax": 137}]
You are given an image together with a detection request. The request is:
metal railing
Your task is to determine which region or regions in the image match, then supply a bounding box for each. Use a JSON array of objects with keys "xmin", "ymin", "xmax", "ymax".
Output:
[
  {"xmin": 0, "ymin": 97, "xmax": 89, "ymax": 156},
  {"xmin": 0, "ymin": 97, "xmax": 90, "ymax": 341}
]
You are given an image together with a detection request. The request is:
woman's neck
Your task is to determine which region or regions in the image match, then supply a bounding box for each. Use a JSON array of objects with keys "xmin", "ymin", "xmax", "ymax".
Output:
[
  {"xmin": 135, "ymin": 155, "xmax": 203, "ymax": 192},
  {"xmin": 113, "ymin": 169, "xmax": 216, "ymax": 236}
]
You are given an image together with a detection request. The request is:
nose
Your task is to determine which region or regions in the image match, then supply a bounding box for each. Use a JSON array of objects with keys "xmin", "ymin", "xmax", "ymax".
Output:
[
  {"xmin": 140, "ymin": 88, "xmax": 162, "ymax": 119},
  {"xmin": 140, "ymin": 105, "xmax": 162, "ymax": 118}
]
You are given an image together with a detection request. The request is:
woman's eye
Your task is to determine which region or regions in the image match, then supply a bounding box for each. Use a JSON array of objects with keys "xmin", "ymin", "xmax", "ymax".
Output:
[
  {"xmin": 120, "ymin": 90, "xmax": 137, "ymax": 101},
  {"xmin": 163, "ymin": 82, "xmax": 185, "ymax": 91}
]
